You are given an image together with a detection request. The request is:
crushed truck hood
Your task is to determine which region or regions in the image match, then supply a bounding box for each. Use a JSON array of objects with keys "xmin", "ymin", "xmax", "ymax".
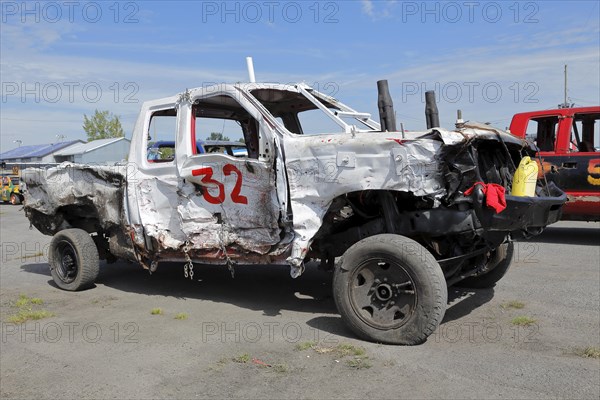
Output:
[{"xmin": 280, "ymin": 123, "xmax": 531, "ymax": 269}]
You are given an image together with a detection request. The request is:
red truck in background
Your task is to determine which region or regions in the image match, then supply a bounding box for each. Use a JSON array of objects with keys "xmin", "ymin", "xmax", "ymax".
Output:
[{"xmin": 509, "ymin": 106, "xmax": 600, "ymax": 221}]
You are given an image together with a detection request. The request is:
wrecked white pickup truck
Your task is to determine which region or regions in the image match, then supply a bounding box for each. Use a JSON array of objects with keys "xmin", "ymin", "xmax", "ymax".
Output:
[{"xmin": 23, "ymin": 81, "xmax": 566, "ymax": 344}]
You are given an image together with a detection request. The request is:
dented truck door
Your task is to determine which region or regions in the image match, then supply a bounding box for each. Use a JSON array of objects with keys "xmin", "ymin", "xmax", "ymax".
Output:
[
  {"xmin": 126, "ymin": 97, "xmax": 185, "ymax": 258},
  {"xmin": 173, "ymin": 90, "xmax": 286, "ymax": 256}
]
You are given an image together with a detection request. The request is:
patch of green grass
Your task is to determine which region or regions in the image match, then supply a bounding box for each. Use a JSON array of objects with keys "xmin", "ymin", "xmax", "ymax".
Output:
[
  {"xmin": 150, "ymin": 308, "xmax": 163, "ymax": 315},
  {"xmin": 30, "ymin": 298, "xmax": 43, "ymax": 305},
  {"xmin": 15, "ymin": 296, "xmax": 29, "ymax": 308},
  {"xmin": 336, "ymin": 343, "xmax": 366, "ymax": 357},
  {"xmin": 7, "ymin": 295, "xmax": 52, "ymax": 323},
  {"xmin": 232, "ymin": 353, "xmax": 250, "ymax": 363},
  {"xmin": 15, "ymin": 294, "xmax": 30, "ymax": 308},
  {"xmin": 174, "ymin": 312, "xmax": 188, "ymax": 320},
  {"xmin": 272, "ymin": 364, "xmax": 288, "ymax": 373},
  {"xmin": 576, "ymin": 347, "xmax": 600, "ymax": 359},
  {"xmin": 346, "ymin": 357, "xmax": 372, "ymax": 369},
  {"xmin": 511, "ymin": 316, "xmax": 536, "ymax": 326},
  {"xmin": 14, "ymin": 294, "xmax": 44, "ymax": 308},
  {"xmin": 313, "ymin": 346, "xmax": 335, "ymax": 354},
  {"xmin": 7, "ymin": 310, "xmax": 55, "ymax": 324},
  {"xmin": 304, "ymin": 342, "xmax": 367, "ymax": 358},
  {"xmin": 502, "ymin": 300, "xmax": 525, "ymax": 309},
  {"xmin": 294, "ymin": 340, "xmax": 316, "ymax": 351}
]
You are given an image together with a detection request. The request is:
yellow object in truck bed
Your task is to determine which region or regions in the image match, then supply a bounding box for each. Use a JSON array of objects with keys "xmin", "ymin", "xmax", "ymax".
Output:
[{"xmin": 511, "ymin": 156, "xmax": 538, "ymax": 197}]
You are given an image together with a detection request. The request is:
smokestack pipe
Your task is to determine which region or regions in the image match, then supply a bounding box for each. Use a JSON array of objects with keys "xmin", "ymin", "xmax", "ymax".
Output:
[
  {"xmin": 425, "ymin": 90, "xmax": 440, "ymax": 129},
  {"xmin": 377, "ymin": 80, "xmax": 397, "ymax": 132},
  {"xmin": 246, "ymin": 57, "xmax": 256, "ymax": 83}
]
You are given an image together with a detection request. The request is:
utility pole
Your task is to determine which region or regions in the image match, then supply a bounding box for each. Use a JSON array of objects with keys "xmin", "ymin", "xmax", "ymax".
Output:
[
  {"xmin": 563, "ymin": 64, "xmax": 567, "ymax": 106},
  {"xmin": 559, "ymin": 64, "xmax": 573, "ymax": 108}
]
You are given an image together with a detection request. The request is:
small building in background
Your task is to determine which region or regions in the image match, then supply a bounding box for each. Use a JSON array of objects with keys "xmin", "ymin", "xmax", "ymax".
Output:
[
  {"xmin": 1, "ymin": 138, "xmax": 131, "ymax": 171},
  {"xmin": 53, "ymin": 137, "xmax": 130, "ymax": 164},
  {"xmin": 0, "ymin": 140, "xmax": 84, "ymax": 164}
]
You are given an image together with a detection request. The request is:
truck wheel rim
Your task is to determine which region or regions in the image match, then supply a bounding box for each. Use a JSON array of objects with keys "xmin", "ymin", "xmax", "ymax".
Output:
[
  {"xmin": 348, "ymin": 259, "xmax": 417, "ymax": 330},
  {"xmin": 55, "ymin": 241, "xmax": 79, "ymax": 284}
]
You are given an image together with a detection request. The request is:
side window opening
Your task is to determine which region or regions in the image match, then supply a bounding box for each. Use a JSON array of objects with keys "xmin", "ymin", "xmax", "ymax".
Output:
[
  {"xmin": 251, "ymin": 88, "xmax": 370, "ymax": 136},
  {"xmin": 277, "ymin": 113, "xmax": 301, "ymax": 134},
  {"xmin": 191, "ymin": 95, "xmax": 255, "ymax": 159},
  {"xmin": 296, "ymin": 107, "xmax": 374, "ymax": 135},
  {"xmin": 572, "ymin": 113, "xmax": 599, "ymax": 152},
  {"xmin": 147, "ymin": 108, "xmax": 177, "ymax": 163},
  {"xmin": 336, "ymin": 113, "xmax": 377, "ymax": 130},
  {"xmin": 296, "ymin": 108, "xmax": 343, "ymax": 135},
  {"xmin": 526, "ymin": 116, "xmax": 558, "ymax": 152},
  {"xmin": 251, "ymin": 88, "xmax": 318, "ymax": 134}
]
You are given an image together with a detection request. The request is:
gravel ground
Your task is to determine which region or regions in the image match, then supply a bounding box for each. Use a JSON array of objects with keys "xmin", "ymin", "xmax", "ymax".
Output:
[{"xmin": 1, "ymin": 203, "xmax": 599, "ymax": 399}]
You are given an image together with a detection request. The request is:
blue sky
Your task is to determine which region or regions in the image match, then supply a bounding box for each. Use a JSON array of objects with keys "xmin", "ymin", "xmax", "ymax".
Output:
[{"xmin": 1, "ymin": 0, "xmax": 599, "ymax": 151}]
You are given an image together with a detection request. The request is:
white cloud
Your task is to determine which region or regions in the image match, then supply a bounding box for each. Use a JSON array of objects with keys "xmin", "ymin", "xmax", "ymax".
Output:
[
  {"xmin": 360, "ymin": 0, "xmax": 396, "ymax": 20},
  {"xmin": 361, "ymin": 0, "xmax": 374, "ymax": 17}
]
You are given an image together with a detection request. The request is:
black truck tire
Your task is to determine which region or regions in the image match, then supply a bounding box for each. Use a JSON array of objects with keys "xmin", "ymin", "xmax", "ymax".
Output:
[
  {"xmin": 49, "ymin": 229, "xmax": 100, "ymax": 291},
  {"xmin": 9, "ymin": 193, "xmax": 20, "ymax": 205},
  {"xmin": 333, "ymin": 234, "xmax": 447, "ymax": 345},
  {"xmin": 459, "ymin": 242, "xmax": 514, "ymax": 289}
]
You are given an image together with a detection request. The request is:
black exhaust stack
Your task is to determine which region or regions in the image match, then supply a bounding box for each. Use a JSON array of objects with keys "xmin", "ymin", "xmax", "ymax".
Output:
[
  {"xmin": 425, "ymin": 90, "xmax": 440, "ymax": 129},
  {"xmin": 377, "ymin": 80, "xmax": 397, "ymax": 132}
]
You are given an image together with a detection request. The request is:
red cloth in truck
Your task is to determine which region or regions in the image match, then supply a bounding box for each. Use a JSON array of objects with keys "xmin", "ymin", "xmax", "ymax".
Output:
[{"xmin": 464, "ymin": 182, "xmax": 507, "ymax": 214}]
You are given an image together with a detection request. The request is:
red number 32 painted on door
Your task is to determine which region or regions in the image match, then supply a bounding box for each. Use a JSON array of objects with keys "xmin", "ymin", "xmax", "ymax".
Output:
[{"xmin": 191, "ymin": 164, "xmax": 248, "ymax": 205}]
